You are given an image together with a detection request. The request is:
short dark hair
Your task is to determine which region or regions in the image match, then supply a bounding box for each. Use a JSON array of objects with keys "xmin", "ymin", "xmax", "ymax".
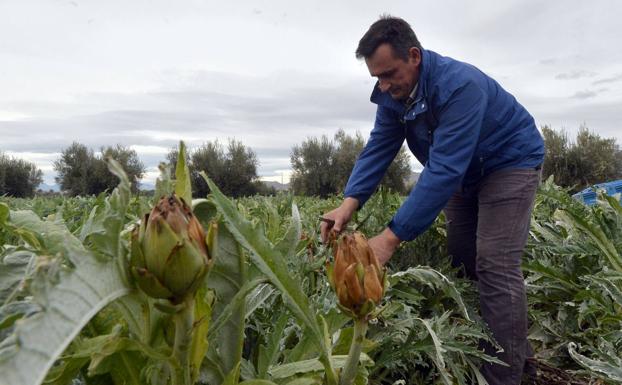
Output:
[{"xmin": 355, "ymin": 15, "xmax": 422, "ymax": 62}]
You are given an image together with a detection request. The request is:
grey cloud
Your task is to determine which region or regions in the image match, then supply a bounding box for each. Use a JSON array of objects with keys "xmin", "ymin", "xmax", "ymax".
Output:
[
  {"xmin": 593, "ymin": 73, "xmax": 622, "ymax": 85},
  {"xmin": 540, "ymin": 58, "xmax": 558, "ymax": 65},
  {"xmin": 534, "ymin": 99, "xmax": 622, "ymax": 139},
  {"xmin": 539, "ymin": 54, "xmax": 585, "ymax": 67},
  {"xmin": 570, "ymin": 90, "xmax": 604, "ymax": 99},
  {"xmin": 571, "ymin": 91, "xmax": 596, "ymax": 99},
  {"xmin": 0, "ymin": 71, "xmax": 377, "ymax": 183},
  {"xmin": 568, "ymin": 87, "xmax": 609, "ymax": 99},
  {"xmin": 555, "ymin": 70, "xmax": 597, "ymax": 80}
]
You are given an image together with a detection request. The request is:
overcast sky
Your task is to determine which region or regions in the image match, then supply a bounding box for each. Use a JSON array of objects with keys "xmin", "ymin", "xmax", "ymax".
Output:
[{"xmin": 1, "ymin": 0, "xmax": 621, "ymax": 186}]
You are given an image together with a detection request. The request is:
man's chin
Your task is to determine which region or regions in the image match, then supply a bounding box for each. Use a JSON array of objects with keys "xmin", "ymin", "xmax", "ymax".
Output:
[{"xmin": 390, "ymin": 92, "xmax": 407, "ymax": 101}]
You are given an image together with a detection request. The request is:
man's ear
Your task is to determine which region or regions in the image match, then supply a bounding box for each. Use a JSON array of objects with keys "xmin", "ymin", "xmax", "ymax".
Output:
[{"xmin": 408, "ymin": 47, "xmax": 421, "ymax": 66}]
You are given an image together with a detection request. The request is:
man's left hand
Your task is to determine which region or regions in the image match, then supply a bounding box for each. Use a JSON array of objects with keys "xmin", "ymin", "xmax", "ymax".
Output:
[{"xmin": 368, "ymin": 228, "xmax": 401, "ymax": 266}]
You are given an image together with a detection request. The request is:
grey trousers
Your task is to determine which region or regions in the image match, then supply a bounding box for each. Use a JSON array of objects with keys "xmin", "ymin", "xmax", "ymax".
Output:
[{"xmin": 444, "ymin": 167, "xmax": 540, "ymax": 385}]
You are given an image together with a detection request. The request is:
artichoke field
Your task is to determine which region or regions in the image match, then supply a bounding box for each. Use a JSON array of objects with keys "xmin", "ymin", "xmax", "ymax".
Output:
[{"xmin": 0, "ymin": 145, "xmax": 621, "ymax": 385}]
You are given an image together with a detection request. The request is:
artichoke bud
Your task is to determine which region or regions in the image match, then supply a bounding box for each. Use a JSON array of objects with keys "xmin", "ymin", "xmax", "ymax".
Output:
[
  {"xmin": 130, "ymin": 194, "xmax": 213, "ymax": 303},
  {"xmin": 355, "ymin": 262, "xmax": 365, "ymax": 282},
  {"xmin": 328, "ymin": 232, "xmax": 386, "ymax": 318}
]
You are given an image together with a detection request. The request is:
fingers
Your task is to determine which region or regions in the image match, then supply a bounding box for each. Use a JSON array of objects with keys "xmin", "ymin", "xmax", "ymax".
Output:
[
  {"xmin": 320, "ymin": 219, "xmax": 333, "ymax": 244},
  {"xmin": 320, "ymin": 204, "xmax": 355, "ymax": 243},
  {"xmin": 320, "ymin": 216, "xmax": 344, "ymax": 243}
]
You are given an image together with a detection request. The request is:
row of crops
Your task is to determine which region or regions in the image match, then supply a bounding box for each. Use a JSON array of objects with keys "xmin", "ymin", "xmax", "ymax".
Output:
[{"xmin": 1, "ymin": 149, "xmax": 621, "ymax": 385}]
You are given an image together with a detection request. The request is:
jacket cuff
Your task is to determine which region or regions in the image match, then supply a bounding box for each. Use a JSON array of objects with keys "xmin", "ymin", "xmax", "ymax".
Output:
[{"xmin": 388, "ymin": 219, "xmax": 417, "ymax": 242}]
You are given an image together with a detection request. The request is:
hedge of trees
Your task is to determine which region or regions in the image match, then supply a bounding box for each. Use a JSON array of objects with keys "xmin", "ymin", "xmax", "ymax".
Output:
[
  {"xmin": 541, "ymin": 125, "xmax": 622, "ymax": 192},
  {"xmin": 4, "ymin": 125, "xmax": 620, "ymax": 199},
  {"xmin": 289, "ymin": 129, "xmax": 412, "ymax": 197},
  {"xmin": 0, "ymin": 153, "xmax": 43, "ymax": 197}
]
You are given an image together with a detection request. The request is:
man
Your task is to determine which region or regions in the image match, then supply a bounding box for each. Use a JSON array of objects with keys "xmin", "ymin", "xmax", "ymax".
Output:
[{"xmin": 320, "ymin": 16, "xmax": 544, "ymax": 385}]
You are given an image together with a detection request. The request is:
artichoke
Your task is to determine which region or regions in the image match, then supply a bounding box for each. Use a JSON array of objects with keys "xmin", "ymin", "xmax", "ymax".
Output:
[
  {"xmin": 327, "ymin": 232, "xmax": 386, "ymax": 318},
  {"xmin": 130, "ymin": 194, "xmax": 214, "ymax": 302}
]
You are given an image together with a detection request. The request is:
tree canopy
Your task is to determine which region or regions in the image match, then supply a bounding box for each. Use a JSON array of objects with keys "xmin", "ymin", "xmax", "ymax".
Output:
[
  {"xmin": 0, "ymin": 153, "xmax": 43, "ymax": 197},
  {"xmin": 54, "ymin": 142, "xmax": 145, "ymax": 196},
  {"xmin": 542, "ymin": 125, "xmax": 622, "ymax": 192},
  {"xmin": 290, "ymin": 129, "xmax": 412, "ymax": 197},
  {"xmin": 166, "ymin": 139, "xmax": 264, "ymax": 198}
]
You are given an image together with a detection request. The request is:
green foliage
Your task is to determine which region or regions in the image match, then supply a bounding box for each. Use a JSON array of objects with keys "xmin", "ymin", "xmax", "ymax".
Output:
[
  {"xmin": 54, "ymin": 142, "xmax": 145, "ymax": 195},
  {"xmin": 0, "ymin": 159, "xmax": 133, "ymax": 385},
  {"xmin": 4, "ymin": 164, "xmax": 622, "ymax": 385},
  {"xmin": 0, "ymin": 152, "xmax": 43, "ymax": 197},
  {"xmin": 542, "ymin": 125, "xmax": 622, "ymax": 192},
  {"xmin": 290, "ymin": 129, "xmax": 412, "ymax": 197},
  {"xmin": 526, "ymin": 177, "xmax": 622, "ymax": 383},
  {"xmin": 229, "ymin": 191, "xmax": 499, "ymax": 385},
  {"xmin": 204, "ymin": 173, "xmax": 340, "ymax": 385}
]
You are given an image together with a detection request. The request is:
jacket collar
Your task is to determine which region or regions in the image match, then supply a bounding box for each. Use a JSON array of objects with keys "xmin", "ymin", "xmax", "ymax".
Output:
[{"xmin": 369, "ymin": 47, "xmax": 430, "ymax": 114}]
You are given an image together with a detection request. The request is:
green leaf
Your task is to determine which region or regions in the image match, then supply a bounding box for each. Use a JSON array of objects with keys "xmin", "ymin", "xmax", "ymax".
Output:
[
  {"xmin": 43, "ymin": 354, "xmax": 90, "ymax": 385},
  {"xmin": 0, "ymin": 248, "xmax": 35, "ymax": 304},
  {"xmin": 0, "ymin": 301, "xmax": 40, "ymax": 330},
  {"xmin": 207, "ymin": 277, "xmax": 267, "ymax": 339},
  {"xmin": 275, "ymin": 204, "xmax": 301, "ymax": 259},
  {"xmin": 568, "ymin": 342, "xmax": 622, "ymax": 382},
  {"xmin": 221, "ymin": 362, "xmax": 242, "ymax": 385},
  {"xmin": 283, "ymin": 378, "xmax": 323, "ymax": 385},
  {"xmin": 390, "ymin": 267, "xmax": 471, "ymax": 321},
  {"xmin": 0, "ymin": 203, "xmax": 8, "ymax": 224},
  {"xmin": 331, "ymin": 327, "xmax": 376, "ymax": 356},
  {"xmin": 556, "ymin": 209, "xmax": 622, "ymax": 272},
  {"xmin": 238, "ymin": 380, "xmax": 279, "ymax": 385},
  {"xmin": 522, "ymin": 259, "xmax": 577, "ymax": 292},
  {"xmin": 202, "ymin": 223, "xmax": 248, "ymax": 385},
  {"xmin": 175, "ymin": 140, "xmax": 192, "ymax": 205},
  {"xmin": 190, "ymin": 288, "xmax": 213, "ymax": 383},
  {"xmin": 71, "ymin": 329, "xmax": 167, "ymax": 377},
  {"xmin": 82, "ymin": 159, "xmax": 131, "ymax": 261},
  {"xmin": 245, "ymin": 283, "xmax": 275, "ymax": 319},
  {"xmin": 0, "ymin": 165, "xmax": 133, "ymax": 385},
  {"xmin": 464, "ymin": 355, "xmax": 489, "ymax": 385},
  {"xmin": 288, "ymin": 310, "xmax": 349, "ymax": 363},
  {"xmin": 583, "ymin": 274, "xmax": 622, "ymax": 305},
  {"xmin": 268, "ymin": 354, "xmax": 373, "ymax": 380},
  {"xmin": 257, "ymin": 312, "xmax": 289, "ymax": 378},
  {"xmin": 415, "ymin": 317, "xmax": 447, "ymax": 370},
  {"xmin": 203, "ymin": 174, "xmax": 332, "ymax": 362}
]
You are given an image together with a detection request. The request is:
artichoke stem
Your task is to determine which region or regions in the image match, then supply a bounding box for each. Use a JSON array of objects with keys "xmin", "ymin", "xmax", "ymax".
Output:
[
  {"xmin": 172, "ymin": 297, "xmax": 195, "ymax": 385},
  {"xmin": 339, "ymin": 318, "xmax": 368, "ymax": 385},
  {"xmin": 320, "ymin": 353, "xmax": 339, "ymax": 385}
]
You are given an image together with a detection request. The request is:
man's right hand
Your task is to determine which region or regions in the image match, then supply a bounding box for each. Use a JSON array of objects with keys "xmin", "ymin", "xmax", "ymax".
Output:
[{"xmin": 320, "ymin": 197, "xmax": 359, "ymax": 243}]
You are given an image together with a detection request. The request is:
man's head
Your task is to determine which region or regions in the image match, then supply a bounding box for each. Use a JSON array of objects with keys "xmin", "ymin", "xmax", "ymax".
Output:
[{"xmin": 356, "ymin": 16, "xmax": 422, "ymax": 101}]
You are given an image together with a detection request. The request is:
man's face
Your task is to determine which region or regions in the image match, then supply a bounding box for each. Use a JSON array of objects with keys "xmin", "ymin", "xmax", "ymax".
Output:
[{"xmin": 365, "ymin": 43, "xmax": 421, "ymax": 101}]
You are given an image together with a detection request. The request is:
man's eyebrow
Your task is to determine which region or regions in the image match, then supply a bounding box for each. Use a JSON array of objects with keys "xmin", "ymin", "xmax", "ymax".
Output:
[{"xmin": 372, "ymin": 68, "xmax": 396, "ymax": 77}]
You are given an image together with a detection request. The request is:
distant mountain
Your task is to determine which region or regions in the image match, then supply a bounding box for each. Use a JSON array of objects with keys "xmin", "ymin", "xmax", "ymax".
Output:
[
  {"xmin": 139, "ymin": 182, "xmax": 156, "ymax": 191},
  {"xmin": 38, "ymin": 183, "xmax": 60, "ymax": 192},
  {"xmin": 263, "ymin": 181, "xmax": 290, "ymax": 191}
]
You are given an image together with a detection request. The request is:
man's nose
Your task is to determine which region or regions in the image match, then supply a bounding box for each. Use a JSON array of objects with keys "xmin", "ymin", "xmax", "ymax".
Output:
[{"xmin": 378, "ymin": 79, "xmax": 391, "ymax": 92}]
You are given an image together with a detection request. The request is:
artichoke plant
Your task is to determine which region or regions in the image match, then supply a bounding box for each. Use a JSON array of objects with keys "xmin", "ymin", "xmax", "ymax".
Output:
[
  {"xmin": 130, "ymin": 193, "xmax": 213, "ymax": 303},
  {"xmin": 328, "ymin": 232, "xmax": 386, "ymax": 319},
  {"xmin": 326, "ymin": 231, "xmax": 387, "ymax": 385}
]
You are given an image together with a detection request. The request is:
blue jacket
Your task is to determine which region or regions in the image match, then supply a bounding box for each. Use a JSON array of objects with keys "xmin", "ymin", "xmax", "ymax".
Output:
[{"xmin": 344, "ymin": 48, "xmax": 545, "ymax": 241}]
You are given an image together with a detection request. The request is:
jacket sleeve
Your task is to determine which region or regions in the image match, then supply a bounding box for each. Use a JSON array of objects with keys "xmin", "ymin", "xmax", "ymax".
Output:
[
  {"xmin": 343, "ymin": 105, "xmax": 405, "ymax": 207},
  {"xmin": 389, "ymin": 81, "xmax": 487, "ymax": 241}
]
